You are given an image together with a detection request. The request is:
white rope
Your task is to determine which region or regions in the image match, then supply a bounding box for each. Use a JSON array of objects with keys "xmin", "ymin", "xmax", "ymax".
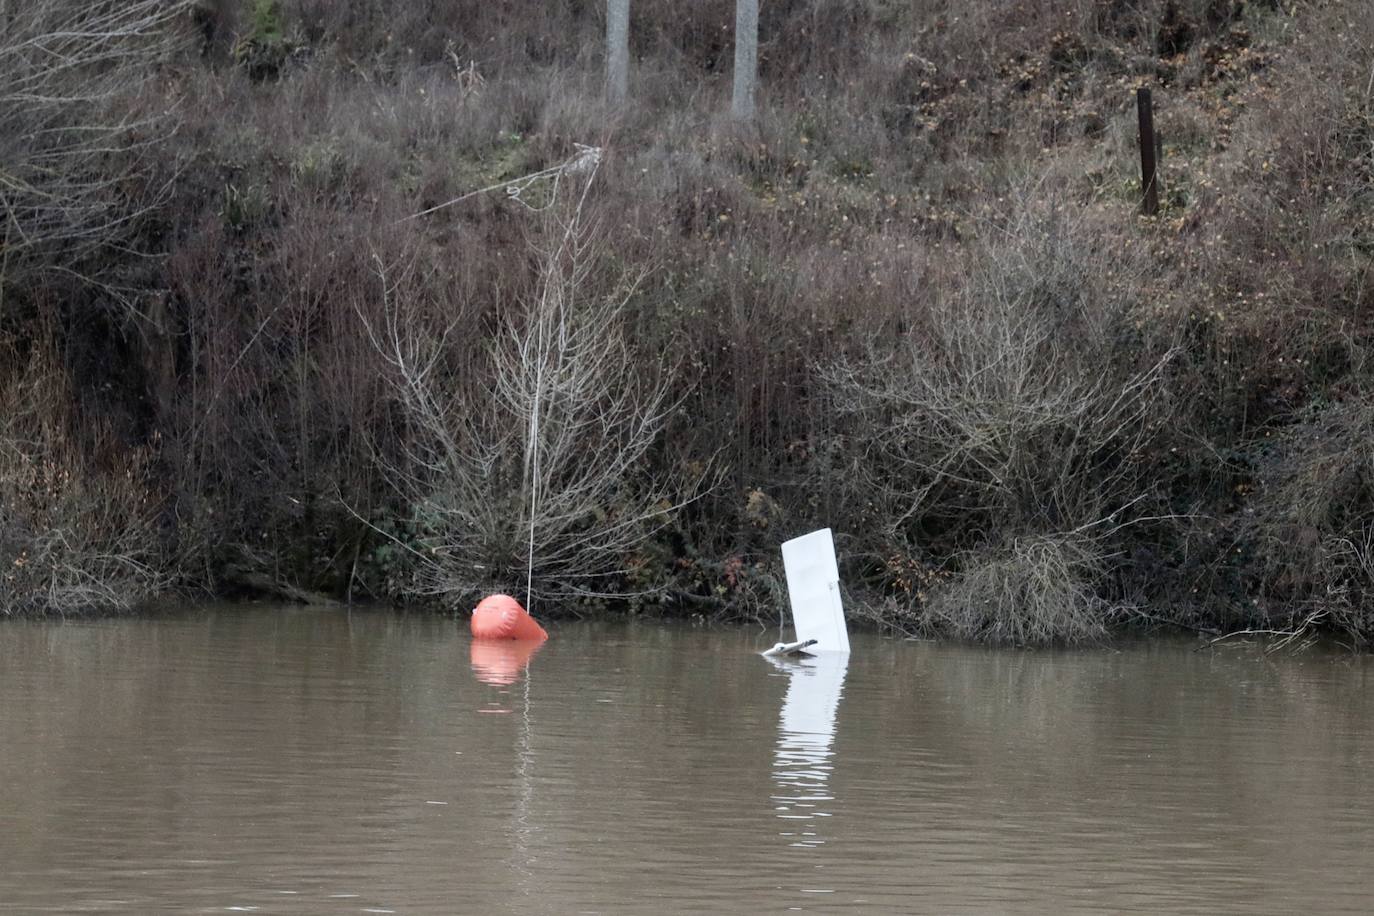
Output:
[
  {"xmin": 400, "ymin": 144, "xmax": 603, "ymax": 221},
  {"xmin": 522, "ymin": 149, "xmax": 601, "ymax": 610}
]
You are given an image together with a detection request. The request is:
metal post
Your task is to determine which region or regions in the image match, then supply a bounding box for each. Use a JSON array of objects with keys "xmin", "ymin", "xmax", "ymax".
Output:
[
  {"xmin": 731, "ymin": 0, "xmax": 758, "ymax": 121},
  {"xmin": 1137, "ymin": 87, "xmax": 1160, "ymax": 216},
  {"xmin": 606, "ymin": 0, "xmax": 629, "ymax": 106}
]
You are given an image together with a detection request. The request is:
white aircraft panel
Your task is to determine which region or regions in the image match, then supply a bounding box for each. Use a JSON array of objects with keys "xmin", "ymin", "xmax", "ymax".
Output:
[{"xmin": 781, "ymin": 528, "xmax": 849, "ymax": 654}]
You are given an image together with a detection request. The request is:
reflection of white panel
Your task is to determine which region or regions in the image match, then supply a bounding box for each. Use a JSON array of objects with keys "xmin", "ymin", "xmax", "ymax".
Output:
[
  {"xmin": 781, "ymin": 528, "xmax": 849, "ymax": 654},
  {"xmin": 777, "ymin": 655, "xmax": 848, "ymax": 744},
  {"xmin": 770, "ymin": 653, "xmax": 848, "ymax": 848}
]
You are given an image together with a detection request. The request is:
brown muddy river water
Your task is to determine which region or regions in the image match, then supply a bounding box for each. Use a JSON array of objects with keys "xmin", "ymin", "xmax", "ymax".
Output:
[{"xmin": 2, "ymin": 607, "xmax": 1373, "ymax": 914}]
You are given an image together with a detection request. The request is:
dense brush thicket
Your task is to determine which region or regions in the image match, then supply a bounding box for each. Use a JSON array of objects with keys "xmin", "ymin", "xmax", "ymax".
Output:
[{"xmin": 2, "ymin": 0, "xmax": 1372, "ymax": 644}]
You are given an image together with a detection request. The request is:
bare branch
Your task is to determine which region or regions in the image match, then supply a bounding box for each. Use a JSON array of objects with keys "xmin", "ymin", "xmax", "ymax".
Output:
[{"xmin": 0, "ymin": 0, "xmax": 190, "ymax": 293}]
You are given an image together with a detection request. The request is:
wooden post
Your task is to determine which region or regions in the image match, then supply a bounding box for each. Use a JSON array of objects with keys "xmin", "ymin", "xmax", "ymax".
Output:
[
  {"xmin": 1137, "ymin": 87, "xmax": 1160, "ymax": 216},
  {"xmin": 606, "ymin": 0, "xmax": 629, "ymax": 106}
]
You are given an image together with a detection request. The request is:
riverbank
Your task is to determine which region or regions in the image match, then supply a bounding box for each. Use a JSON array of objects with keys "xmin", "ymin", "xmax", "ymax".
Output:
[{"xmin": 3, "ymin": 1, "xmax": 1372, "ymax": 644}]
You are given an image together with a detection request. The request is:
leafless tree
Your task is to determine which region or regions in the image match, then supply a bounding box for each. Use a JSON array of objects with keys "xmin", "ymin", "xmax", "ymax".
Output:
[
  {"xmin": 606, "ymin": 0, "xmax": 629, "ymax": 106},
  {"xmin": 362, "ymin": 163, "xmax": 696, "ymax": 607},
  {"xmin": 0, "ymin": 0, "xmax": 189, "ymax": 299},
  {"xmin": 731, "ymin": 0, "xmax": 758, "ymax": 120}
]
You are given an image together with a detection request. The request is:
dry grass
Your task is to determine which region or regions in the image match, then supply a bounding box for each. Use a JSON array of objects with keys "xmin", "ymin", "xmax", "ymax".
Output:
[{"xmin": 922, "ymin": 534, "xmax": 1115, "ymax": 645}]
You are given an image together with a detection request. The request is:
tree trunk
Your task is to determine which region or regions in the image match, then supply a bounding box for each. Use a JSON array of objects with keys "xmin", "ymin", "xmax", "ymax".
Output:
[
  {"xmin": 731, "ymin": 0, "xmax": 758, "ymax": 120},
  {"xmin": 606, "ymin": 0, "xmax": 629, "ymax": 106}
]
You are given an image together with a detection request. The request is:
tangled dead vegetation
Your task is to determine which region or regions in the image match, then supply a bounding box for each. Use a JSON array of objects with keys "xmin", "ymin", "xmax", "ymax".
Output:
[
  {"xmin": 3, "ymin": 1, "xmax": 1373, "ymax": 646},
  {"xmin": 0, "ymin": 344, "xmax": 165, "ymax": 616}
]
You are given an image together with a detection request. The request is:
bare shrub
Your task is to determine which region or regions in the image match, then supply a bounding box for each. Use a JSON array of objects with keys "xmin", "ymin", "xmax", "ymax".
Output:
[
  {"xmin": 1242, "ymin": 398, "xmax": 1374, "ymax": 639},
  {"xmin": 0, "ymin": 0, "xmax": 189, "ymax": 290},
  {"xmin": 830, "ymin": 193, "xmax": 1173, "ymax": 541},
  {"xmin": 362, "ymin": 166, "xmax": 693, "ymax": 607},
  {"xmin": 0, "ymin": 340, "xmax": 166, "ymax": 616},
  {"xmin": 923, "ymin": 533, "xmax": 1114, "ymax": 645},
  {"xmin": 161, "ymin": 200, "xmax": 429, "ymax": 598},
  {"xmin": 1325, "ymin": 527, "xmax": 1374, "ymax": 646},
  {"xmin": 823, "ymin": 190, "xmax": 1175, "ymax": 639}
]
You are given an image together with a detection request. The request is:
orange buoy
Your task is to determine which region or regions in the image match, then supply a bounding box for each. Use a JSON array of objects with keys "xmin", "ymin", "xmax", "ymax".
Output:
[
  {"xmin": 470, "ymin": 593, "xmax": 548, "ymax": 642},
  {"xmin": 470, "ymin": 639, "xmax": 543, "ymax": 686}
]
